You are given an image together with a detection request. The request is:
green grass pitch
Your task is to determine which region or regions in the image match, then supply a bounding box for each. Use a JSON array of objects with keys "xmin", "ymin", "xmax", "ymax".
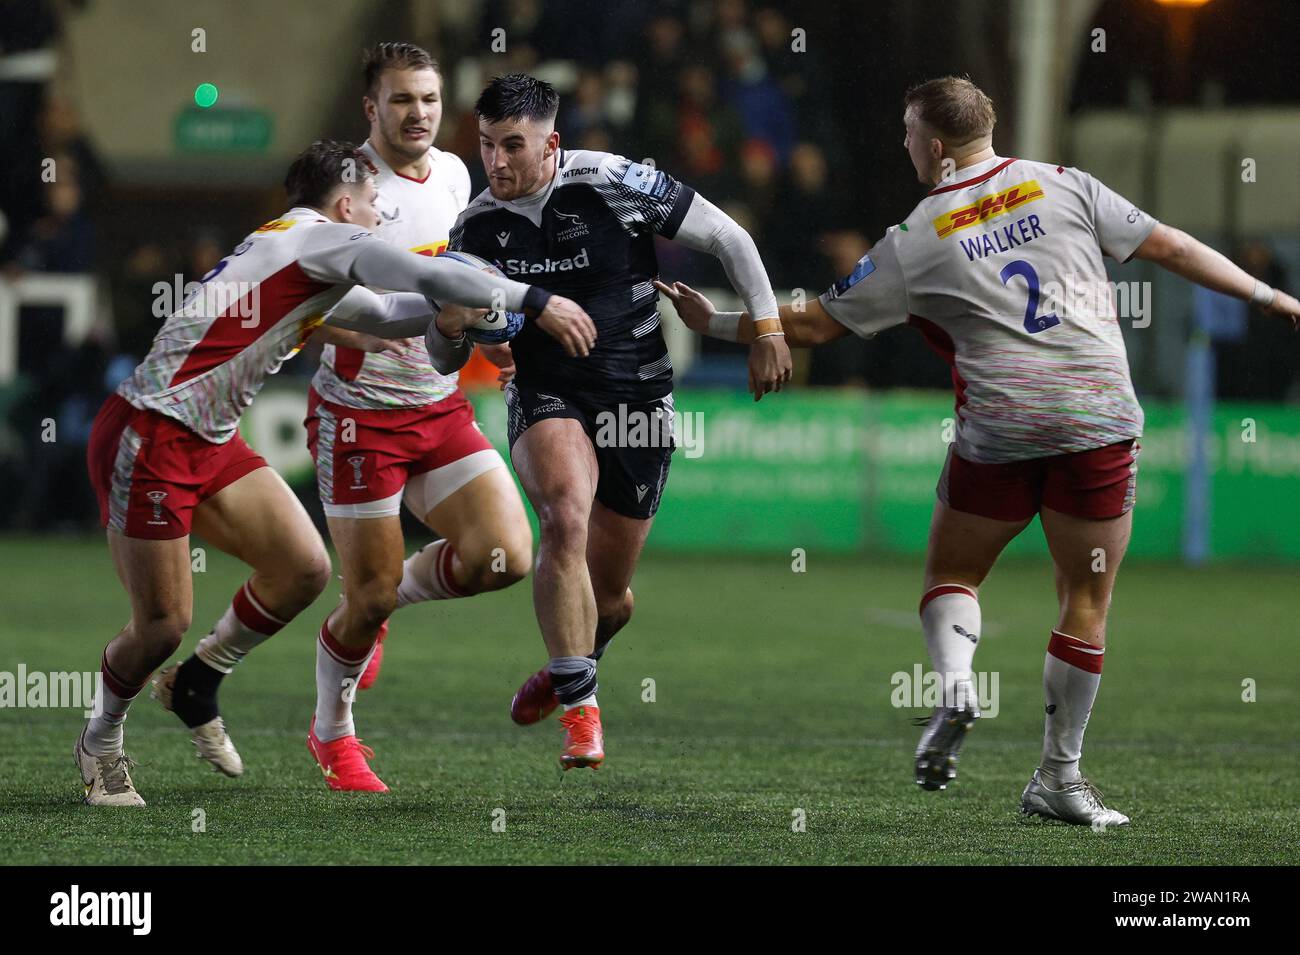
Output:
[{"xmin": 1, "ymin": 534, "xmax": 1296, "ymax": 865}]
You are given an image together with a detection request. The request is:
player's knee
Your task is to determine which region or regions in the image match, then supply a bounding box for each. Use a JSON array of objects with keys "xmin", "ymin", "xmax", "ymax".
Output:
[
  {"xmin": 292, "ymin": 547, "xmax": 333, "ymax": 601},
  {"xmin": 469, "ymin": 536, "xmax": 532, "ymax": 591},
  {"xmin": 135, "ymin": 610, "xmax": 190, "ymax": 656},
  {"xmin": 536, "ymin": 499, "xmax": 589, "ymax": 555},
  {"xmin": 345, "ymin": 578, "xmax": 398, "ymax": 631}
]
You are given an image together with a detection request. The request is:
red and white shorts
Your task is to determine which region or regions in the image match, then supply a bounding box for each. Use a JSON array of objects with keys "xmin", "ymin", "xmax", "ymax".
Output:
[
  {"xmin": 305, "ymin": 387, "xmax": 503, "ymax": 520},
  {"xmin": 87, "ymin": 394, "xmax": 267, "ymax": 540},
  {"xmin": 937, "ymin": 438, "xmax": 1140, "ymax": 522}
]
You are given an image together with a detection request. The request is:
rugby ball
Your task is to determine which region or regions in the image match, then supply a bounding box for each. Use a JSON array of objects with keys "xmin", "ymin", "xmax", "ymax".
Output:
[{"xmin": 435, "ymin": 250, "xmax": 525, "ymax": 344}]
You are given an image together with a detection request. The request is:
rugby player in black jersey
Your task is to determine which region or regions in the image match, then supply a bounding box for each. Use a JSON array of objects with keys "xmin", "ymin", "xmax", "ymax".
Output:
[{"xmin": 432, "ymin": 73, "xmax": 790, "ymax": 768}]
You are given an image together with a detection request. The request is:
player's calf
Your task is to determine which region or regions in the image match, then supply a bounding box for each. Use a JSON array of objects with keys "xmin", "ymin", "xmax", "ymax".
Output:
[
  {"xmin": 154, "ymin": 578, "xmax": 298, "ymax": 774},
  {"xmin": 593, "ymin": 586, "xmax": 634, "ymax": 660},
  {"xmin": 329, "ymin": 580, "xmax": 394, "ymax": 693}
]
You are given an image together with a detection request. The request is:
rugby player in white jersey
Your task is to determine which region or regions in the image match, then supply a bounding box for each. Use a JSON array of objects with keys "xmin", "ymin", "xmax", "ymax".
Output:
[
  {"xmin": 660, "ymin": 77, "xmax": 1299, "ymax": 827},
  {"xmin": 76, "ymin": 139, "xmax": 593, "ymax": 805},
  {"xmin": 300, "ymin": 44, "xmax": 533, "ymax": 792}
]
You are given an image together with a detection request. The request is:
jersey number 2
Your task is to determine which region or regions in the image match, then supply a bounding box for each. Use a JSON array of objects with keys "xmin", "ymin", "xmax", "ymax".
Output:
[{"xmin": 1000, "ymin": 260, "xmax": 1060, "ymax": 334}]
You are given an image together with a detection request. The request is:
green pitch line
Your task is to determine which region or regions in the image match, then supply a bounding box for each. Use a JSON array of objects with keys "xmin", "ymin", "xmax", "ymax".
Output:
[{"xmin": 0, "ymin": 536, "xmax": 1295, "ymax": 865}]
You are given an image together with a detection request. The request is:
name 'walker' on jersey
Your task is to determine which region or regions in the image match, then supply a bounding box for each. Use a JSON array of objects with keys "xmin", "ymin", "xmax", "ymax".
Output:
[
  {"xmin": 820, "ymin": 155, "xmax": 1158, "ymax": 464},
  {"xmin": 313, "ymin": 140, "xmax": 471, "ymax": 409},
  {"xmin": 450, "ymin": 149, "xmax": 695, "ymax": 404}
]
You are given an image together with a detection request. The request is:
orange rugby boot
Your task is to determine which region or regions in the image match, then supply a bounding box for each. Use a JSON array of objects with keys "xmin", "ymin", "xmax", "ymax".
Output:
[
  {"xmin": 306, "ymin": 717, "xmax": 389, "ymax": 792},
  {"xmin": 558, "ymin": 705, "xmax": 605, "ymax": 770}
]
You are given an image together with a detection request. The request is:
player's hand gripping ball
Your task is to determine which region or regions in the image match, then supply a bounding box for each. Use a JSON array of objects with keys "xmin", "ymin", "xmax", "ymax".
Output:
[{"xmin": 434, "ymin": 251, "xmax": 525, "ymax": 344}]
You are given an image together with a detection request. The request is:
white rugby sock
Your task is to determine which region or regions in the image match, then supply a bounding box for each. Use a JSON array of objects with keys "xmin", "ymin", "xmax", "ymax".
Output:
[
  {"xmin": 1040, "ymin": 630, "xmax": 1105, "ymax": 787},
  {"xmin": 395, "ymin": 539, "xmax": 468, "ymax": 608},
  {"xmin": 919, "ymin": 584, "xmax": 982, "ymax": 703},
  {"xmin": 83, "ymin": 651, "xmax": 144, "ymax": 756},
  {"xmin": 313, "ymin": 618, "xmax": 375, "ymax": 743},
  {"xmin": 195, "ymin": 580, "xmax": 287, "ymax": 673}
]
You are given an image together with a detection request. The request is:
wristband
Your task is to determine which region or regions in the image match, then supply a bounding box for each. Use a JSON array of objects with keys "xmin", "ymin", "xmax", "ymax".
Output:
[
  {"xmin": 522, "ymin": 285, "xmax": 553, "ymax": 316},
  {"xmin": 1251, "ymin": 280, "xmax": 1276, "ymax": 307},
  {"xmin": 752, "ymin": 317, "xmax": 784, "ymax": 337},
  {"xmin": 706, "ymin": 311, "xmax": 742, "ymax": 342}
]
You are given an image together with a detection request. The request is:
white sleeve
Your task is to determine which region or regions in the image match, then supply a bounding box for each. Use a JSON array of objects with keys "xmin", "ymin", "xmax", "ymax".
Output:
[
  {"xmin": 817, "ymin": 229, "xmax": 910, "ymax": 338},
  {"xmin": 670, "ymin": 194, "xmax": 780, "ymax": 321},
  {"xmin": 424, "ymin": 321, "xmax": 473, "ymax": 376},
  {"xmin": 323, "ymin": 287, "xmax": 434, "ymax": 339},
  {"xmin": 1080, "ymin": 170, "xmax": 1158, "ymax": 263},
  {"xmin": 297, "ymin": 223, "xmax": 541, "ymax": 313},
  {"xmin": 295, "ymin": 222, "xmax": 387, "ymax": 285}
]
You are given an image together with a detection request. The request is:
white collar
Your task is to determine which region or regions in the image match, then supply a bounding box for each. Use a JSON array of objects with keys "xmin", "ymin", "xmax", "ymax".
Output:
[{"xmin": 496, "ymin": 155, "xmax": 562, "ymax": 228}]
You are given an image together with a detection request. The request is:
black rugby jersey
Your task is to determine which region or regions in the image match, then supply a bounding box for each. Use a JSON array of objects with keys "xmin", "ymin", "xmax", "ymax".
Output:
[{"xmin": 449, "ymin": 149, "xmax": 695, "ymax": 403}]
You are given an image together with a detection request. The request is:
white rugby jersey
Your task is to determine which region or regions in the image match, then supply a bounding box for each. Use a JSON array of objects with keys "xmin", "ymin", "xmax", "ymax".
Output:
[
  {"xmin": 820, "ymin": 156, "xmax": 1158, "ymax": 463},
  {"xmin": 119, "ymin": 209, "xmax": 395, "ymax": 443},
  {"xmin": 313, "ymin": 139, "xmax": 472, "ymax": 409}
]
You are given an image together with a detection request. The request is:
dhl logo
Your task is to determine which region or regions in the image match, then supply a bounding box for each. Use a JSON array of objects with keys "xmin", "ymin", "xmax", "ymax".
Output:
[
  {"xmin": 932, "ymin": 180, "xmax": 1044, "ymax": 239},
  {"xmin": 410, "ymin": 240, "xmax": 449, "ymax": 257},
  {"xmin": 255, "ymin": 219, "xmax": 295, "ymax": 233},
  {"xmin": 291, "ymin": 313, "xmax": 326, "ymax": 354}
]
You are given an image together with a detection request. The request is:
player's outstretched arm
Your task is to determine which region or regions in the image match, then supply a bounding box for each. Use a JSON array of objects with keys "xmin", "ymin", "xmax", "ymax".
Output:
[
  {"xmin": 323, "ymin": 286, "xmax": 436, "ymax": 339},
  {"xmin": 302, "ymin": 234, "xmax": 598, "ymax": 356},
  {"xmin": 668, "ymin": 195, "xmax": 792, "ymax": 400},
  {"xmin": 312, "ymin": 325, "xmax": 399, "ymax": 354},
  {"xmin": 654, "ymin": 280, "xmax": 849, "ymax": 348},
  {"xmin": 1134, "ymin": 223, "xmax": 1300, "ymax": 328}
]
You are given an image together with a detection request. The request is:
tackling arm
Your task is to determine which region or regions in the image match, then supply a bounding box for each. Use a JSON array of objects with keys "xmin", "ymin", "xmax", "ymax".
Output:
[
  {"xmin": 655, "ymin": 280, "xmax": 849, "ymax": 347},
  {"xmin": 322, "ymin": 287, "xmax": 435, "ymax": 339},
  {"xmin": 668, "ymin": 194, "xmax": 793, "ymax": 398},
  {"xmin": 1133, "ymin": 223, "xmax": 1300, "ymax": 324}
]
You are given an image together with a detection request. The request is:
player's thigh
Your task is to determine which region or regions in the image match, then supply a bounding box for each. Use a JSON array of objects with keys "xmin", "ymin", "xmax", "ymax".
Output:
[
  {"xmin": 107, "ymin": 529, "xmax": 195, "ymax": 633},
  {"xmin": 586, "ymin": 501, "xmax": 654, "ymax": 603},
  {"xmin": 510, "ymin": 417, "xmax": 599, "ymax": 532},
  {"xmin": 923, "ymin": 500, "xmax": 1032, "ymax": 592},
  {"xmin": 192, "ymin": 466, "xmax": 327, "ymax": 576},
  {"xmin": 422, "ymin": 463, "xmax": 532, "ymax": 557},
  {"xmin": 1039, "ymin": 505, "xmax": 1132, "ymax": 613},
  {"xmin": 325, "ymin": 514, "xmax": 406, "ymax": 595}
]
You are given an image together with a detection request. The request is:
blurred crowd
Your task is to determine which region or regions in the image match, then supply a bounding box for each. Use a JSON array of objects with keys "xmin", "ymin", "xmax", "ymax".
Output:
[{"xmin": 442, "ymin": 0, "xmax": 897, "ymax": 385}]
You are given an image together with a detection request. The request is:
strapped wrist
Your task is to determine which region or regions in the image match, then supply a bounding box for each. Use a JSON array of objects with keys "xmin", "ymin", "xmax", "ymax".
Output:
[
  {"xmin": 706, "ymin": 311, "xmax": 742, "ymax": 342},
  {"xmin": 1251, "ymin": 280, "xmax": 1276, "ymax": 307}
]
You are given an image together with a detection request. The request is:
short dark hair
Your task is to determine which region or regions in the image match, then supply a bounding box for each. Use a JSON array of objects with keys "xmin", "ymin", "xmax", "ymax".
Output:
[
  {"xmin": 363, "ymin": 41, "xmax": 439, "ymax": 99},
  {"xmin": 475, "ymin": 73, "xmax": 559, "ymax": 125},
  {"xmin": 284, "ymin": 140, "xmax": 369, "ymax": 209},
  {"xmin": 903, "ymin": 76, "xmax": 996, "ymax": 145}
]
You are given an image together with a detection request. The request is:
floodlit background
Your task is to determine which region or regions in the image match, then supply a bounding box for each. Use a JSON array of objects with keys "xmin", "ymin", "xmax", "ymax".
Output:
[{"xmin": 1, "ymin": 0, "xmax": 1298, "ymax": 561}]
